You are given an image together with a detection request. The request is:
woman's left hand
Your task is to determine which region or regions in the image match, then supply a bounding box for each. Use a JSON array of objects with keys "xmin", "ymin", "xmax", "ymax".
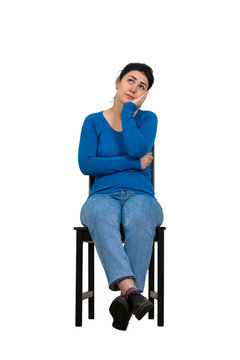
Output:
[{"xmin": 131, "ymin": 91, "xmax": 148, "ymax": 108}]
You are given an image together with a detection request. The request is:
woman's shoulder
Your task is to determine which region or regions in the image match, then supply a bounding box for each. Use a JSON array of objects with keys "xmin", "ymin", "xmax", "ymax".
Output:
[
  {"xmin": 82, "ymin": 110, "xmax": 103, "ymax": 136},
  {"xmin": 84, "ymin": 110, "xmax": 103, "ymax": 121},
  {"xmin": 139, "ymin": 108, "xmax": 157, "ymax": 119},
  {"xmin": 137, "ymin": 108, "xmax": 158, "ymax": 126},
  {"xmin": 82, "ymin": 110, "xmax": 104, "ymax": 128}
]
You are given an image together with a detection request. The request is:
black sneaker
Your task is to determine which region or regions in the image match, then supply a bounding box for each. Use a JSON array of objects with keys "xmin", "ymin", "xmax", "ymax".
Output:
[
  {"xmin": 109, "ymin": 296, "xmax": 132, "ymax": 331},
  {"xmin": 126, "ymin": 290, "xmax": 153, "ymax": 320}
]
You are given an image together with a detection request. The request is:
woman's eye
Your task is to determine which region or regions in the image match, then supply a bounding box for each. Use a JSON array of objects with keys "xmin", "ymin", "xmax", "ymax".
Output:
[{"xmin": 128, "ymin": 79, "xmax": 133, "ymax": 83}]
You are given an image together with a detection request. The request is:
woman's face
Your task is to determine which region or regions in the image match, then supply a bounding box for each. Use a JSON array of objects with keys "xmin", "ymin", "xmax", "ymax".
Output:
[{"xmin": 115, "ymin": 70, "xmax": 149, "ymax": 103}]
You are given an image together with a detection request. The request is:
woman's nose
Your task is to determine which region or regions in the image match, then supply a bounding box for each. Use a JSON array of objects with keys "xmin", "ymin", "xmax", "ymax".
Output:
[{"xmin": 130, "ymin": 85, "xmax": 137, "ymax": 93}]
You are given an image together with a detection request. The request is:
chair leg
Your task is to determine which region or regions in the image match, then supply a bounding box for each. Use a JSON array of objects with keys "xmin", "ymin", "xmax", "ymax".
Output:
[
  {"xmin": 75, "ymin": 230, "xmax": 83, "ymax": 326},
  {"xmin": 148, "ymin": 243, "xmax": 155, "ymax": 319},
  {"xmin": 157, "ymin": 229, "xmax": 164, "ymax": 326},
  {"xmin": 88, "ymin": 242, "xmax": 94, "ymax": 319}
]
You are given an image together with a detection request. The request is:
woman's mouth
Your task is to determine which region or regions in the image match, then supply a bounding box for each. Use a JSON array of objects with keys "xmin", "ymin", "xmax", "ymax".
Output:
[{"xmin": 126, "ymin": 94, "xmax": 134, "ymax": 100}]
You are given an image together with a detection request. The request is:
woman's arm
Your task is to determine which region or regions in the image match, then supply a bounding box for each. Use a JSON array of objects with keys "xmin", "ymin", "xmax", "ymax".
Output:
[
  {"xmin": 121, "ymin": 102, "xmax": 158, "ymax": 159},
  {"xmin": 78, "ymin": 114, "xmax": 141, "ymax": 177}
]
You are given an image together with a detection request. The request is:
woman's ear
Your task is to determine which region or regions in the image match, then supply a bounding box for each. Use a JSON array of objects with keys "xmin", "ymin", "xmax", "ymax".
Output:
[{"xmin": 115, "ymin": 77, "xmax": 120, "ymax": 90}]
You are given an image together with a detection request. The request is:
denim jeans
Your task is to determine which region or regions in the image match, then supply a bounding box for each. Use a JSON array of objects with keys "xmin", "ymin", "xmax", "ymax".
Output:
[{"xmin": 80, "ymin": 190, "xmax": 164, "ymax": 292}]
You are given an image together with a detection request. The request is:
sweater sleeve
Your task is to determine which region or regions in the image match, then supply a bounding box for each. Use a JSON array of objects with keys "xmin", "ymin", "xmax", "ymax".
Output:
[
  {"xmin": 78, "ymin": 114, "xmax": 141, "ymax": 176},
  {"xmin": 121, "ymin": 102, "xmax": 158, "ymax": 159}
]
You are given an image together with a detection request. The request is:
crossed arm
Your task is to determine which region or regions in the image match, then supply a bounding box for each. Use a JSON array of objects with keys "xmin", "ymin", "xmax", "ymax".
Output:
[{"xmin": 78, "ymin": 102, "xmax": 157, "ymax": 177}]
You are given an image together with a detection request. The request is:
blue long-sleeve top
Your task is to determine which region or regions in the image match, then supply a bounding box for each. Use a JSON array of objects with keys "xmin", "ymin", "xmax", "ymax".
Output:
[{"xmin": 78, "ymin": 101, "xmax": 158, "ymax": 198}]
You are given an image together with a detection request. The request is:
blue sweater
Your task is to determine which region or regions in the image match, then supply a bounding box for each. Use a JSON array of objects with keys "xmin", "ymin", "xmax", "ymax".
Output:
[{"xmin": 78, "ymin": 101, "xmax": 158, "ymax": 198}]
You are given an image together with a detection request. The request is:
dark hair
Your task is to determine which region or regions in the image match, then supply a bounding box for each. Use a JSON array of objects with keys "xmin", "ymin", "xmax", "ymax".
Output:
[{"xmin": 119, "ymin": 63, "xmax": 154, "ymax": 90}]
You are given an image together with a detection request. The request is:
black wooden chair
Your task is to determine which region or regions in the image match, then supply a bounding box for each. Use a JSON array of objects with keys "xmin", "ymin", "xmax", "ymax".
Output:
[{"xmin": 74, "ymin": 145, "xmax": 166, "ymax": 326}]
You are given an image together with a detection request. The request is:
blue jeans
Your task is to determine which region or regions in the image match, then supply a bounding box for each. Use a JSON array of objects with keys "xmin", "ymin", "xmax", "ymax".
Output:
[{"xmin": 80, "ymin": 190, "xmax": 164, "ymax": 292}]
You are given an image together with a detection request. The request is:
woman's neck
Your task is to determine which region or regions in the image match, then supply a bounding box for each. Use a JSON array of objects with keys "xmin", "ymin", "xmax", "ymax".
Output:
[{"xmin": 109, "ymin": 98, "xmax": 123, "ymax": 121}]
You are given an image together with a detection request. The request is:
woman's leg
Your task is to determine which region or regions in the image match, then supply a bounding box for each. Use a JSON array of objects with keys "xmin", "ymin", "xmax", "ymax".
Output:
[
  {"xmin": 121, "ymin": 195, "xmax": 164, "ymax": 292},
  {"xmin": 80, "ymin": 194, "xmax": 136, "ymax": 291}
]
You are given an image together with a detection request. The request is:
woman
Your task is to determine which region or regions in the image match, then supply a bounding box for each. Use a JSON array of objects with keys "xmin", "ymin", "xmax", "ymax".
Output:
[{"xmin": 78, "ymin": 63, "xmax": 164, "ymax": 330}]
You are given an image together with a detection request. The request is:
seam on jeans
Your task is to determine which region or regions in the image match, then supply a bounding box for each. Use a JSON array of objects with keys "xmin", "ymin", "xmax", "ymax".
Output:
[{"xmin": 122, "ymin": 205, "xmax": 128, "ymax": 229}]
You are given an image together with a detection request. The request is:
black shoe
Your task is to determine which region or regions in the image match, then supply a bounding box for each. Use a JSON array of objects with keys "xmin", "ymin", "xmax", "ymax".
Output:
[
  {"xmin": 126, "ymin": 290, "xmax": 153, "ymax": 320},
  {"xmin": 109, "ymin": 296, "xmax": 132, "ymax": 331}
]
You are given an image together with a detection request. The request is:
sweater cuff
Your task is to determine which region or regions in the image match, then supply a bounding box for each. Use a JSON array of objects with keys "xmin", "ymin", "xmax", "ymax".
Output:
[
  {"xmin": 122, "ymin": 101, "xmax": 138, "ymax": 113},
  {"xmin": 122, "ymin": 156, "xmax": 141, "ymax": 170}
]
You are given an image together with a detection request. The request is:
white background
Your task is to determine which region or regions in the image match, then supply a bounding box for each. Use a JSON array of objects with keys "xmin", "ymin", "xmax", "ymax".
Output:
[{"xmin": 1, "ymin": 0, "xmax": 240, "ymax": 358}]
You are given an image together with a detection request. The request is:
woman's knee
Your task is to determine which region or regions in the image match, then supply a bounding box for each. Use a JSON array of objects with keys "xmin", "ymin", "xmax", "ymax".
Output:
[{"xmin": 122, "ymin": 195, "xmax": 164, "ymax": 228}]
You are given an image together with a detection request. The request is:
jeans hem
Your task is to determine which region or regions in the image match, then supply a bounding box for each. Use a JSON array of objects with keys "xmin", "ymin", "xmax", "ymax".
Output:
[{"xmin": 109, "ymin": 276, "xmax": 136, "ymax": 291}]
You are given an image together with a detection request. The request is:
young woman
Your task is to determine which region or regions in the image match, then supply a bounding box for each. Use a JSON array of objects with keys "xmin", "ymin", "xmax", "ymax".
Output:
[{"xmin": 78, "ymin": 63, "xmax": 164, "ymax": 330}]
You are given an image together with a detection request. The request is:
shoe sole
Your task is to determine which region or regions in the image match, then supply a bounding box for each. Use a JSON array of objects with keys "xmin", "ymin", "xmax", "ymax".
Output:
[
  {"xmin": 109, "ymin": 297, "xmax": 132, "ymax": 331},
  {"xmin": 135, "ymin": 300, "xmax": 154, "ymax": 321}
]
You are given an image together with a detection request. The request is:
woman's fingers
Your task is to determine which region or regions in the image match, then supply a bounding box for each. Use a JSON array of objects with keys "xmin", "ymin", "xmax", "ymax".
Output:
[
  {"xmin": 140, "ymin": 152, "xmax": 154, "ymax": 169},
  {"xmin": 132, "ymin": 91, "xmax": 148, "ymax": 108}
]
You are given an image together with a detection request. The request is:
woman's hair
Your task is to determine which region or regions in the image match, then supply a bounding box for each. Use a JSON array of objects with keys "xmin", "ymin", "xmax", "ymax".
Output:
[{"xmin": 119, "ymin": 63, "xmax": 154, "ymax": 90}]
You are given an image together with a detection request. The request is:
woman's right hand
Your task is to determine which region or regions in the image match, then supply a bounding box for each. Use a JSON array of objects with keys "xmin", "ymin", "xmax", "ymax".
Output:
[{"xmin": 140, "ymin": 152, "xmax": 153, "ymax": 170}]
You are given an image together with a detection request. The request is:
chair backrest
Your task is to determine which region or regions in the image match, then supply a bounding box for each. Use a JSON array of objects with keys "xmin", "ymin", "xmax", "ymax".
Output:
[{"xmin": 89, "ymin": 144, "xmax": 155, "ymax": 194}]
